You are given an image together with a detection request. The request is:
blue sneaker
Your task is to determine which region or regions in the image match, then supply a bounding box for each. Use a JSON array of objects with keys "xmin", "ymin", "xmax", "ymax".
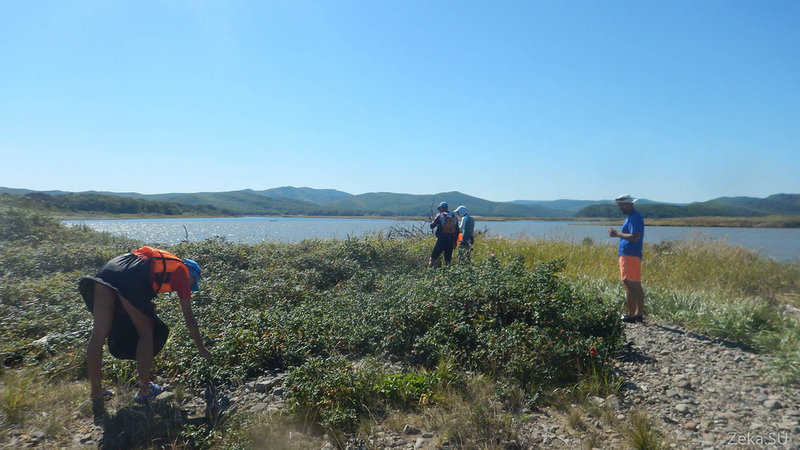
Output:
[{"xmin": 133, "ymin": 383, "xmax": 163, "ymax": 404}]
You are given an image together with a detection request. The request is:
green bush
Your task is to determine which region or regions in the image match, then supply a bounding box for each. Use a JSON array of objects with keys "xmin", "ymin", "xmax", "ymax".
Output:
[{"xmin": 286, "ymin": 356, "xmax": 377, "ymax": 432}]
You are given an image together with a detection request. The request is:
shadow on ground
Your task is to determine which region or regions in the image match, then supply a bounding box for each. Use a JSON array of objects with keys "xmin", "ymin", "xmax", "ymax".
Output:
[{"xmin": 98, "ymin": 388, "xmax": 229, "ymax": 449}]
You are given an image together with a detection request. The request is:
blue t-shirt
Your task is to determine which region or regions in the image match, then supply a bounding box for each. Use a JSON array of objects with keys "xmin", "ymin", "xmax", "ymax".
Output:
[{"xmin": 618, "ymin": 210, "xmax": 644, "ymax": 258}]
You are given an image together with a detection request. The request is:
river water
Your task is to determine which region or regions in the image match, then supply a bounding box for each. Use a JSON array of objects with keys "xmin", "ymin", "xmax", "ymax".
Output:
[{"xmin": 63, "ymin": 217, "xmax": 800, "ymax": 263}]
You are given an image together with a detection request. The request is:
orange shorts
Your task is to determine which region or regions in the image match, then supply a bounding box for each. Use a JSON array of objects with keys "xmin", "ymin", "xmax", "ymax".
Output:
[{"xmin": 618, "ymin": 255, "xmax": 642, "ymax": 282}]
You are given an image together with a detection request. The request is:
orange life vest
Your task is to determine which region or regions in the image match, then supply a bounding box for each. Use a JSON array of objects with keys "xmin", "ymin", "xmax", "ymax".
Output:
[{"xmin": 133, "ymin": 246, "xmax": 190, "ymax": 293}]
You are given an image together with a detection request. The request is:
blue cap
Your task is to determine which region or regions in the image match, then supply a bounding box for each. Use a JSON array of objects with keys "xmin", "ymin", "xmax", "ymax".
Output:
[
  {"xmin": 438, "ymin": 201, "xmax": 448, "ymax": 209},
  {"xmin": 183, "ymin": 258, "xmax": 202, "ymax": 291}
]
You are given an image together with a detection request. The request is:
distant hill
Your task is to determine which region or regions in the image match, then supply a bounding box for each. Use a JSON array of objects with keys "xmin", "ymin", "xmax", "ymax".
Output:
[
  {"xmin": 698, "ymin": 194, "xmax": 800, "ymax": 216},
  {"xmin": 254, "ymin": 186, "xmax": 353, "ymax": 204},
  {"xmin": 575, "ymin": 194, "xmax": 800, "ymax": 218},
  {"xmin": 512, "ymin": 198, "xmax": 675, "ymax": 214},
  {"xmin": 0, "ymin": 192, "xmax": 233, "ymax": 217},
  {"xmin": 324, "ymin": 191, "xmax": 568, "ymax": 217},
  {"xmin": 3, "ymin": 187, "xmax": 798, "ymax": 219},
  {"xmin": 131, "ymin": 190, "xmax": 332, "ymax": 216}
]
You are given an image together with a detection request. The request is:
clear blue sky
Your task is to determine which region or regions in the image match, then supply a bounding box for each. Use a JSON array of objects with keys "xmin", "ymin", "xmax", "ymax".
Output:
[{"xmin": 2, "ymin": 1, "xmax": 798, "ymax": 203}]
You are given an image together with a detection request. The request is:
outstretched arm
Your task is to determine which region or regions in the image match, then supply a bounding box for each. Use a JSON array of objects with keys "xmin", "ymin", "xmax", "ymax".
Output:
[{"xmin": 179, "ymin": 297, "xmax": 212, "ymax": 361}]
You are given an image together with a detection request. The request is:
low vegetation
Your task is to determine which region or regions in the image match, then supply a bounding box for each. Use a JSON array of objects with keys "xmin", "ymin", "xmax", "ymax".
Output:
[{"xmin": 1, "ymin": 207, "xmax": 799, "ymax": 448}]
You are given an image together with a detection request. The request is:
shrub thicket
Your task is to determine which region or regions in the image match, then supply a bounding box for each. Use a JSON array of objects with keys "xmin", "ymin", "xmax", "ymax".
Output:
[
  {"xmin": 150, "ymin": 237, "xmax": 623, "ymax": 431},
  {"xmin": 1, "ymin": 212, "xmax": 622, "ymax": 437}
]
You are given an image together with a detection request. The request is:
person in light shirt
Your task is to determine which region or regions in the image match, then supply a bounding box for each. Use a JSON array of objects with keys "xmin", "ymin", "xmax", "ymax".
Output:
[{"xmin": 454, "ymin": 205, "xmax": 475, "ymax": 263}]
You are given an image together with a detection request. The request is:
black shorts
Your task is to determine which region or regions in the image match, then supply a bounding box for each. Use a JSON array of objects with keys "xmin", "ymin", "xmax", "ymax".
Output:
[
  {"xmin": 80, "ymin": 253, "xmax": 155, "ymax": 315},
  {"xmin": 431, "ymin": 236, "xmax": 456, "ymax": 262},
  {"xmin": 79, "ymin": 253, "xmax": 169, "ymax": 360}
]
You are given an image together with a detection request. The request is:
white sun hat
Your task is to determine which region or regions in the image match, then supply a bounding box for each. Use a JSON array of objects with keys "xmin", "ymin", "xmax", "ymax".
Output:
[{"xmin": 614, "ymin": 194, "xmax": 638, "ymax": 204}]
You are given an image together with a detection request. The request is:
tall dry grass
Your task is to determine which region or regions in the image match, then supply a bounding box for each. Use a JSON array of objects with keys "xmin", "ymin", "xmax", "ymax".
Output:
[{"xmin": 472, "ymin": 236, "xmax": 800, "ymax": 298}]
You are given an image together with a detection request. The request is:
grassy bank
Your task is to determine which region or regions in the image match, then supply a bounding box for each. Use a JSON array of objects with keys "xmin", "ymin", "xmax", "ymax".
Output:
[{"xmin": 1, "ymin": 208, "xmax": 799, "ymax": 448}]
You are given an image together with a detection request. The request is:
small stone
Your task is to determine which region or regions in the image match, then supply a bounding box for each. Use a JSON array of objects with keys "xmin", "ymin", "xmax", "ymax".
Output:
[
  {"xmin": 763, "ymin": 400, "xmax": 782, "ymax": 410},
  {"xmin": 722, "ymin": 411, "xmax": 739, "ymax": 420},
  {"xmin": 249, "ymin": 403, "xmax": 267, "ymax": 413},
  {"xmin": 684, "ymin": 421, "xmax": 698, "ymax": 431},
  {"xmin": 421, "ymin": 433, "xmax": 434, "ymax": 438},
  {"xmin": 675, "ymin": 404, "xmax": 690, "ymax": 414},
  {"xmin": 666, "ymin": 389, "xmax": 680, "ymax": 398},
  {"xmin": 403, "ymin": 425, "xmax": 421, "ymax": 435},
  {"xmin": 662, "ymin": 415, "xmax": 679, "ymax": 424},
  {"xmin": 256, "ymin": 377, "xmax": 281, "ymax": 393},
  {"xmin": 74, "ymin": 433, "xmax": 92, "ymax": 444},
  {"xmin": 605, "ymin": 395, "xmax": 620, "ymax": 410}
]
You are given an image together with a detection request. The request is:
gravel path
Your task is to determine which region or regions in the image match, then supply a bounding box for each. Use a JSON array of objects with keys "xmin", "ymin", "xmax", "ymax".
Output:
[
  {"xmin": 512, "ymin": 319, "xmax": 800, "ymax": 449},
  {"xmin": 610, "ymin": 319, "xmax": 799, "ymax": 449}
]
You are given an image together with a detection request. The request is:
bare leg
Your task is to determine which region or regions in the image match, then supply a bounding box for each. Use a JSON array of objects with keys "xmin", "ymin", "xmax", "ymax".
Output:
[
  {"xmin": 87, "ymin": 283, "xmax": 115, "ymax": 400},
  {"xmin": 623, "ymin": 280, "xmax": 644, "ymax": 317},
  {"xmin": 116, "ymin": 295, "xmax": 155, "ymax": 396},
  {"xmin": 631, "ymin": 281, "xmax": 644, "ymax": 317}
]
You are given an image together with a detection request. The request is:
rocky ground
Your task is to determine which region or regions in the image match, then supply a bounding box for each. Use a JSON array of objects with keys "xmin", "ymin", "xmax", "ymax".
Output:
[{"xmin": 23, "ymin": 318, "xmax": 799, "ymax": 449}]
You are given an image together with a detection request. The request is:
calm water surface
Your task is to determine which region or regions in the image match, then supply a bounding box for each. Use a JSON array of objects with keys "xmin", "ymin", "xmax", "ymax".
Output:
[{"xmin": 63, "ymin": 217, "xmax": 800, "ymax": 262}]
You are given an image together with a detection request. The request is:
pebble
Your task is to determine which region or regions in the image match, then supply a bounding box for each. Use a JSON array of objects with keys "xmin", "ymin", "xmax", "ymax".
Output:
[
  {"xmin": 403, "ymin": 425, "xmax": 421, "ymax": 435},
  {"xmin": 763, "ymin": 399, "xmax": 782, "ymax": 409}
]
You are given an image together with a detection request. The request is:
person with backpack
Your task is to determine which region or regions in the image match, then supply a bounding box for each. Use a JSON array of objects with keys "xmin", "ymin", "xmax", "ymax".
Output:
[
  {"xmin": 454, "ymin": 205, "xmax": 475, "ymax": 263},
  {"xmin": 79, "ymin": 246, "xmax": 213, "ymax": 412},
  {"xmin": 429, "ymin": 201, "xmax": 459, "ymax": 267}
]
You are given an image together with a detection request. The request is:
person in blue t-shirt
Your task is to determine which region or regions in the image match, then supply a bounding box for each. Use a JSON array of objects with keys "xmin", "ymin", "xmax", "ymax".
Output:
[{"xmin": 608, "ymin": 194, "xmax": 645, "ymax": 323}]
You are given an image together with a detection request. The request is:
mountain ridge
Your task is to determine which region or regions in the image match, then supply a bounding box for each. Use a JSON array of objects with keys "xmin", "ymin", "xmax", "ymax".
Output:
[{"xmin": 1, "ymin": 187, "xmax": 798, "ymax": 218}]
